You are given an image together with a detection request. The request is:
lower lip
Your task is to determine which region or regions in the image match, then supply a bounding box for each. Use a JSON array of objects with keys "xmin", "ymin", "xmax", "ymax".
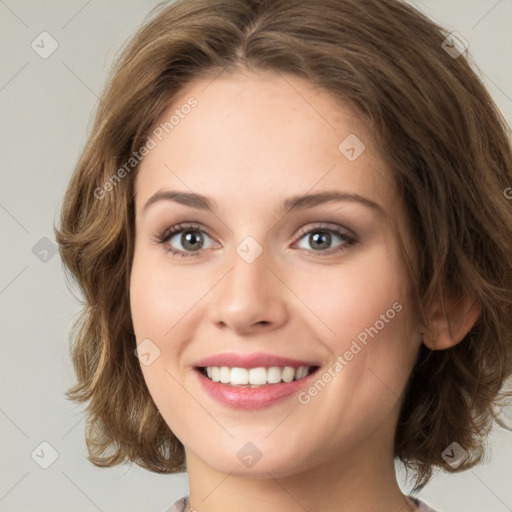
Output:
[{"xmin": 195, "ymin": 368, "xmax": 319, "ymax": 409}]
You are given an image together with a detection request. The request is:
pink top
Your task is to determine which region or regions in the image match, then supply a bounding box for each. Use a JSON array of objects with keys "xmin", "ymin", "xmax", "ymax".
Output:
[{"xmin": 164, "ymin": 495, "xmax": 438, "ymax": 511}]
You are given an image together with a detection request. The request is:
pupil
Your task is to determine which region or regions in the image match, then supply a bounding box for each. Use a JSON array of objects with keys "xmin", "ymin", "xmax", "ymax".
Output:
[
  {"xmin": 311, "ymin": 231, "xmax": 330, "ymax": 250},
  {"xmin": 182, "ymin": 230, "xmax": 203, "ymax": 250}
]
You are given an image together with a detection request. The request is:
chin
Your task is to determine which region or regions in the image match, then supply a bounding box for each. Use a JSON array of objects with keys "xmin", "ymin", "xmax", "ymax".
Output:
[{"xmin": 196, "ymin": 443, "xmax": 314, "ymax": 479}]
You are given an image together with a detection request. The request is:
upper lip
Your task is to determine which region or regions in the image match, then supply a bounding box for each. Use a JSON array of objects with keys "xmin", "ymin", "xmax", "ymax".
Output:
[{"xmin": 193, "ymin": 352, "xmax": 320, "ymax": 369}]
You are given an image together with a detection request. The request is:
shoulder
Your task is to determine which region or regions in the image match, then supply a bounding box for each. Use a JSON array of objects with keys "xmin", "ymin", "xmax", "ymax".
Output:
[
  {"xmin": 162, "ymin": 495, "xmax": 439, "ymax": 512},
  {"xmin": 408, "ymin": 495, "xmax": 440, "ymax": 512},
  {"xmin": 161, "ymin": 496, "xmax": 189, "ymax": 512}
]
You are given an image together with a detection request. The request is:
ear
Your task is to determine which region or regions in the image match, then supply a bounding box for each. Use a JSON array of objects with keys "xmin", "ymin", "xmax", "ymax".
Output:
[{"xmin": 422, "ymin": 290, "xmax": 482, "ymax": 350}]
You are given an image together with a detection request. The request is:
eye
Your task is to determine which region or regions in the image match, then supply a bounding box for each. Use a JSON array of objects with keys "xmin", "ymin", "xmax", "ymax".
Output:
[
  {"xmin": 154, "ymin": 222, "xmax": 217, "ymax": 258},
  {"xmin": 294, "ymin": 223, "xmax": 357, "ymax": 255},
  {"xmin": 154, "ymin": 222, "xmax": 357, "ymax": 258}
]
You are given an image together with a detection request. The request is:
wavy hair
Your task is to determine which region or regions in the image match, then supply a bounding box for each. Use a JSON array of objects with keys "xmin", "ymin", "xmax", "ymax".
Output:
[{"xmin": 55, "ymin": 0, "xmax": 512, "ymax": 489}]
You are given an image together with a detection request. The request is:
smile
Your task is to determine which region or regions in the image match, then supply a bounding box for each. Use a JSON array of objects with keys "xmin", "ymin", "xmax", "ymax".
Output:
[{"xmin": 198, "ymin": 365, "xmax": 317, "ymax": 387}]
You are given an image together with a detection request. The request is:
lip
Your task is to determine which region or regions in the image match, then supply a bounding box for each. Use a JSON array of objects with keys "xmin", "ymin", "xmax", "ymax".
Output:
[
  {"xmin": 193, "ymin": 352, "xmax": 320, "ymax": 369},
  {"xmin": 195, "ymin": 367, "xmax": 320, "ymax": 410},
  {"xmin": 194, "ymin": 363, "xmax": 321, "ymax": 410}
]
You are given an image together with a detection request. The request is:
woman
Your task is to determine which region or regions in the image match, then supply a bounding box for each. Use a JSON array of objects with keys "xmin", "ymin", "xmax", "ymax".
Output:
[{"xmin": 55, "ymin": 1, "xmax": 512, "ymax": 511}]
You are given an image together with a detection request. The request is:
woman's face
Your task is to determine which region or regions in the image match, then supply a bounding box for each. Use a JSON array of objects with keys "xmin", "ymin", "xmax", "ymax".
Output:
[{"xmin": 130, "ymin": 69, "xmax": 422, "ymax": 477}]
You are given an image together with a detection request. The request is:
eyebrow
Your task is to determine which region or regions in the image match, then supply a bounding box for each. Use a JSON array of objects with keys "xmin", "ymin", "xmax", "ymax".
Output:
[{"xmin": 142, "ymin": 189, "xmax": 385, "ymax": 217}]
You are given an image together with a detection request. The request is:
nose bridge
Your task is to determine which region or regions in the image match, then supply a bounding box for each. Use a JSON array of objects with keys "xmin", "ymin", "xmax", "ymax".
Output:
[
  {"xmin": 224, "ymin": 234, "xmax": 272, "ymax": 299},
  {"xmin": 209, "ymin": 233, "xmax": 288, "ymax": 331}
]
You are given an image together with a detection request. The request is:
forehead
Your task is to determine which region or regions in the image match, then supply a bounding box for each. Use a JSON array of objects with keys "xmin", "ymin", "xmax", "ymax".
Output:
[{"xmin": 134, "ymin": 69, "xmax": 399, "ymax": 222}]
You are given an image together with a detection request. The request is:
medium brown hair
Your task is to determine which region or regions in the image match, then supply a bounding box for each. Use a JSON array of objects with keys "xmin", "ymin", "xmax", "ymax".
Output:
[{"xmin": 55, "ymin": 0, "xmax": 512, "ymax": 489}]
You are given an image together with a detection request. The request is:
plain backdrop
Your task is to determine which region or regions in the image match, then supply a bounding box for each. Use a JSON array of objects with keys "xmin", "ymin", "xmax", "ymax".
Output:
[{"xmin": 1, "ymin": 1, "xmax": 511, "ymax": 511}]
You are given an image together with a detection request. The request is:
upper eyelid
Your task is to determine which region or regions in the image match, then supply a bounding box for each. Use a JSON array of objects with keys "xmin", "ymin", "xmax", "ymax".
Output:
[{"xmin": 295, "ymin": 222, "xmax": 355, "ymax": 239}]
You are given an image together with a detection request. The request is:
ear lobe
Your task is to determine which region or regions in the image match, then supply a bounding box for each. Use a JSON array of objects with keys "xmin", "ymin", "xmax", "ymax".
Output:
[{"xmin": 422, "ymin": 292, "xmax": 482, "ymax": 350}]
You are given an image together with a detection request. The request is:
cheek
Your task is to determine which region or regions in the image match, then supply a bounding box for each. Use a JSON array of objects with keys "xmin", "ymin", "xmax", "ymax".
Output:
[
  {"xmin": 129, "ymin": 248, "xmax": 207, "ymax": 407},
  {"xmin": 129, "ymin": 246, "xmax": 200, "ymax": 338},
  {"xmin": 130, "ymin": 272, "xmax": 172, "ymax": 336},
  {"xmin": 293, "ymin": 245, "xmax": 416, "ymax": 415},
  {"xmin": 294, "ymin": 243, "xmax": 407, "ymax": 347},
  {"xmin": 129, "ymin": 254, "xmax": 191, "ymax": 428}
]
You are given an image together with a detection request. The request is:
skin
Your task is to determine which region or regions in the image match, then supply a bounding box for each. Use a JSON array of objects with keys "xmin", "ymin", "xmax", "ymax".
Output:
[{"xmin": 130, "ymin": 68, "xmax": 442, "ymax": 512}]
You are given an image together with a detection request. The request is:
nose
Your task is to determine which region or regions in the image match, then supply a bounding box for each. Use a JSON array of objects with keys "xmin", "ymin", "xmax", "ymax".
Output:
[{"xmin": 208, "ymin": 246, "xmax": 289, "ymax": 335}]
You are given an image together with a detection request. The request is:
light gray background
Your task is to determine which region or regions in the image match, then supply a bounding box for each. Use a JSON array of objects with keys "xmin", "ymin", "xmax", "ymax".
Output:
[{"xmin": 1, "ymin": 1, "xmax": 511, "ymax": 511}]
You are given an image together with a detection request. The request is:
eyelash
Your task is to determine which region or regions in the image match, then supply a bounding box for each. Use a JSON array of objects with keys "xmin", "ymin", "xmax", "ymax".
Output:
[{"xmin": 153, "ymin": 222, "xmax": 357, "ymax": 258}]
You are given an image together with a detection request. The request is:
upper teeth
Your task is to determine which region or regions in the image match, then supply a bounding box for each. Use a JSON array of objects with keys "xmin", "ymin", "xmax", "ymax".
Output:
[{"xmin": 205, "ymin": 366, "xmax": 311, "ymax": 386}]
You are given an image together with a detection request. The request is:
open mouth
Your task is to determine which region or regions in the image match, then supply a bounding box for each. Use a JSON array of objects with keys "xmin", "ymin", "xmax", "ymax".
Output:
[{"xmin": 196, "ymin": 365, "xmax": 320, "ymax": 388}]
